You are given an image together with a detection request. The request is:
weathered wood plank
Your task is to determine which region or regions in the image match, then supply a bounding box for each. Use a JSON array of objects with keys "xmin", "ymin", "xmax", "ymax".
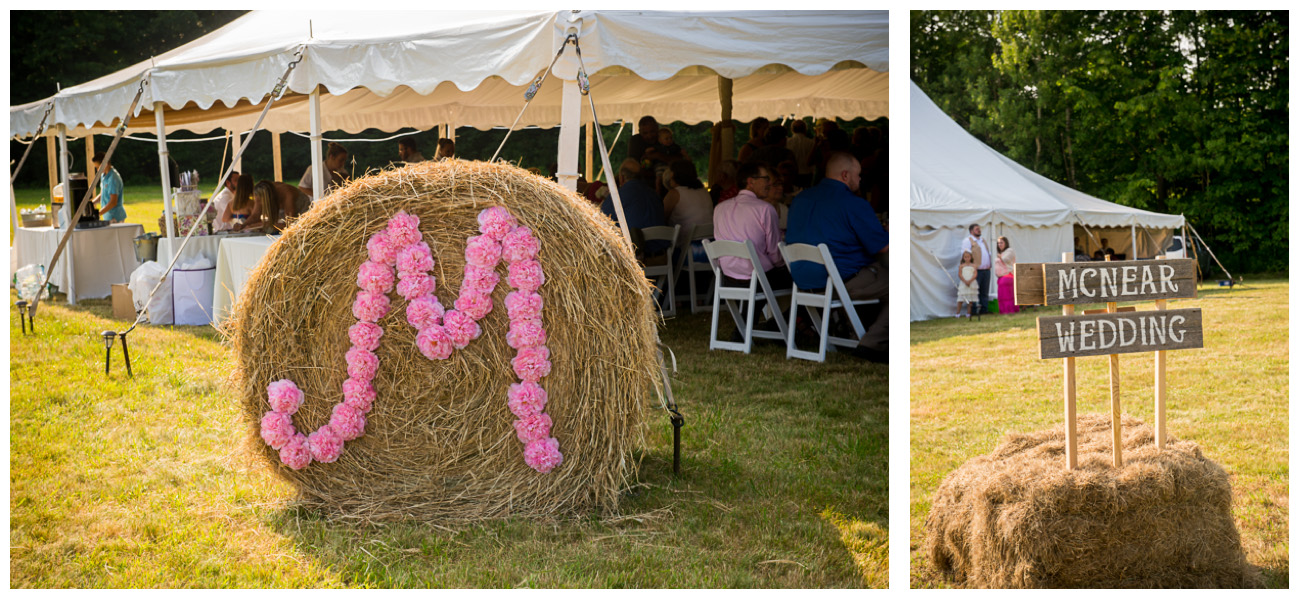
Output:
[
  {"xmin": 1014, "ymin": 262, "xmax": 1046, "ymax": 306},
  {"xmin": 1042, "ymin": 258, "xmax": 1197, "ymax": 306},
  {"xmin": 1037, "ymin": 308, "xmax": 1203, "ymax": 359}
]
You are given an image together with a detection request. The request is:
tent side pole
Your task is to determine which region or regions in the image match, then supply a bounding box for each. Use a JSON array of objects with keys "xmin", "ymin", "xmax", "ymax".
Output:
[
  {"xmin": 58, "ymin": 124, "xmax": 76, "ymax": 304},
  {"xmin": 556, "ymin": 78, "xmax": 581, "ymax": 192},
  {"xmin": 1130, "ymin": 222, "xmax": 1137, "ymax": 259},
  {"xmin": 46, "ymin": 132, "xmax": 58, "ymax": 215},
  {"xmin": 585, "ymin": 122, "xmax": 594, "ymax": 181},
  {"xmin": 84, "ymin": 134, "xmax": 95, "ymax": 180},
  {"xmin": 309, "ymin": 87, "xmax": 323, "ymax": 200},
  {"xmin": 272, "ymin": 132, "xmax": 283, "ymax": 182},
  {"xmin": 231, "ymin": 128, "xmax": 244, "ymax": 172},
  {"xmin": 156, "ymin": 104, "xmax": 176, "ymax": 239}
]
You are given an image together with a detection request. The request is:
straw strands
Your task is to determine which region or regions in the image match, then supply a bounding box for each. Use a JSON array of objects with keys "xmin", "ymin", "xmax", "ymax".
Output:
[
  {"xmin": 229, "ymin": 159, "xmax": 661, "ymax": 521},
  {"xmin": 925, "ymin": 414, "xmax": 1261, "ymax": 588}
]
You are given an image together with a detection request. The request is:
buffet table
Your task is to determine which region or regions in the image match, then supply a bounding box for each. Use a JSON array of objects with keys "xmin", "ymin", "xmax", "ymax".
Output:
[
  {"xmin": 212, "ymin": 235, "xmax": 278, "ymax": 322},
  {"xmin": 12, "ymin": 223, "xmax": 144, "ymax": 303}
]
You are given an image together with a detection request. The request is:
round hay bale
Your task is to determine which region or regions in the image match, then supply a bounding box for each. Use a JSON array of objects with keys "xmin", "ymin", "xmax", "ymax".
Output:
[
  {"xmin": 230, "ymin": 160, "xmax": 661, "ymax": 521},
  {"xmin": 925, "ymin": 413, "xmax": 1261, "ymax": 588}
]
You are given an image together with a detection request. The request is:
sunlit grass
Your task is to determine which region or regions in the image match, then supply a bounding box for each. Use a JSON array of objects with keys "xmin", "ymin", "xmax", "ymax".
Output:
[
  {"xmin": 10, "ymin": 294, "xmax": 886, "ymax": 588},
  {"xmin": 909, "ymin": 279, "xmax": 1289, "ymax": 588}
]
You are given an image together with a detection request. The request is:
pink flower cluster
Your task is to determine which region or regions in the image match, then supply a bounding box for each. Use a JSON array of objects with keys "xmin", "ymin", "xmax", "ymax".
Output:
[{"xmin": 259, "ymin": 208, "xmax": 561, "ymax": 474}]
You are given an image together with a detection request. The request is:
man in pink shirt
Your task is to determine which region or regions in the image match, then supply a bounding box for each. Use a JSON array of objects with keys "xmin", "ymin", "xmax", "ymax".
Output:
[{"xmin": 713, "ymin": 162, "xmax": 792, "ymax": 291}]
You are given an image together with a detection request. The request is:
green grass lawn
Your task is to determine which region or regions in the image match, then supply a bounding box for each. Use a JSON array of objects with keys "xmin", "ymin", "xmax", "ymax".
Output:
[
  {"xmin": 909, "ymin": 279, "xmax": 1289, "ymax": 588},
  {"xmin": 13, "ymin": 184, "xmax": 171, "ymax": 239},
  {"xmin": 9, "ymin": 294, "xmax": 887, "ymax": 588}
]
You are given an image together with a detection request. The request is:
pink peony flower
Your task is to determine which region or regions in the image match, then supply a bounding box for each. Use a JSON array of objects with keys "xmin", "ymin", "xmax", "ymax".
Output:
[
  {"xmin": 523, "ymin": 437, "xmax": 563, "ymax": 473},
  {"xmin": 512, "ymin": 345, "xmax": 552, "ymax": 382},
  {"xmin": 464, "ymin": 235, "xmax": 503, "ymax": 269},
  {"xmin": 506, "ymin": 318, "xmax": 547, "ymax": 349},
  {"xmin": 416, "ymin": 324, "xmax": 454, "ymax": 361},
  {"xmin": 514, "ymin": 413, "xmax": 553, "ymax": 444},
  {"xmin": 454, "ymin": 293, "xmax": 494, "ymax": 321},
  {"xmin": 366, "ymin": 231, "xmax": 398, "ymax": 266},
  {"xmin": 463, "ymin": 264, "xmax": 499, "ymax": 282},
  {"xmin": 501, "ymin": 227, "xmax": 541, "ymax": 263},
  {"xmin": 345, "ymin": 347, "xmax": 379, "ymax": 381},
  {"xmin": 504, "ymin": 291, "xmax": 543, "ymax": 322},
  {"xmin": 461, "ymin": 274, "xmax": 499, "ymax": 299},
  {"xmin": 279, "ymin": 433, "xmax": 312, "ymax": 470},
  {"xmin": 396, "ymin": 243, "xmax": 434, "ymax": 276},
  {"xmin": 307, "ymin": 425, "xmax": 345, "ymax": 463},
  {"xmin": 342, "ymin": 377, "xmax": 376, "ymax": 412},
  {"xmin": 356, "ymin": 260, "xmax": 395, "ymax": 294},
  {"xmin": 507, "ymin": 382, "xmax": 548, "ymax": 418},
  {"xmin": 396, "ymin": 273, "xmax": 435, "ymax": 300},
  {"xmin": 353, "ymin": 291, "xmax": 391, "ymax": 323},
  {"xmin": 260, "ymin": 410, "xmax": 297, "ymax": 450},
  {"xmin": 477, "ymin": 206, "xmax": 518, "ymax": 240},
  {"xmin": 348, "ymin": 322, "xmax": 384, "ymax": 352},
  {"xmin": 386, "ymin": 211, "xmax": 422, "ymax": 247},
  {"xmin": 267, "ymin": 379, "xmax": 304, "ymax": 414},
  {"xmin": 405, "ymin": 295, "xmax": 446, "ymax": 330},
  {"xmin": 330, "ymin": 402, "xmax": 367, "ymax": 441},
  {"xmin": 507, "ymin": 259, "xmax": 545, "ymax": 293},
  {"xmin": 443, "ymin": 310, "xmax": 481, "ymax": 348}
]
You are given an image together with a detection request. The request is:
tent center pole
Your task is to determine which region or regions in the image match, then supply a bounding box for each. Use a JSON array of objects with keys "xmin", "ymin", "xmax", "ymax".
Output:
[
  {"xmin": 156, "ymin": 103, "xmax": 176, "ymax": 240},
  {"xmin": 556, "ymin": 78, "xmax": 582, "ymax": 192}
]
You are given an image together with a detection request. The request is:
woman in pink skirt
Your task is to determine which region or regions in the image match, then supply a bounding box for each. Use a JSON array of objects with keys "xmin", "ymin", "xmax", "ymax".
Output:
[{"xmin": 995, "ymin": 236, "xmax": 1020, "ymax": 314}]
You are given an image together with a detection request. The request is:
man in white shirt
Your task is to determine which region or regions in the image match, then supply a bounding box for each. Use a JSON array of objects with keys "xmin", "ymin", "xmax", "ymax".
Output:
[
  {"xmin": 960, "ymin": 224, "xmax": 993, "ymax": 314},
  {"xmin": 210, "ymin": 171, "xmax": 238, "ymax": 232}
]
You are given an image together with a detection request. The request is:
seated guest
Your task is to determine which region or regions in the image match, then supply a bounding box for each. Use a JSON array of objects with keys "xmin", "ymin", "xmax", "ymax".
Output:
[
  {"xmin": 222, "ymin": 174, "xmax": 261, "ymax": 231},
  {"xmin": 751, "ymin": 125, "xmax": 796, "ymax": 173},
  {"xmin": 663, "ymin": 159, "xmax": 712, "ymax": 260},
  {"xmin": 299, "ymin": 142, "xmax": 348, "ymax": 201},
  {"xmin": 436, "ymin": 138, "xmax": 456, "ymax": 160},
  {"xmin": 601, "ymin": 159, "xmax": 667, "ymax": 257},
  {"xmin": 713, "ymin": 161, "xmax": 791, "ymax": 292},
  {"xmin": 786, "ymin": 152, "xmax": 888, "ymax": 362},
  {"xmin": 398, "ymin": 138, "xmax": 426, "ymax": 163},
  {"xmin": 710, "ymin": 159, "xmax": 740, "ymax": 205},
  {"xmin": 254, "ymin": 180, "xmax": 312, "ymax": 233},
  {"xmin": 658, "ymin": 128, "xmax": 688, "ymax": 163},
  {"xmin": 211, "ymin": 171, "xmax": 239, "ymax": 232},
  {"xmin": 761, "ymin": 169, "xmax": 790, "ymax": 235},
  {"xmin": 737, "ymin": 117, "xmax": 769, "ymax": 164},
  {"xmin": 628, "ymin": 115, "xmax": 669, "ymax": 169}
]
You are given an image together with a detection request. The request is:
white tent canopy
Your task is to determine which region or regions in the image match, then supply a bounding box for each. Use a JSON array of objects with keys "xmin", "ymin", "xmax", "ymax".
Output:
[
  {"xmin": 11, "ymin": 10, "xmax": 889, "ymax": 137},
  {"xmin": 910, "ymin": 80, "xmax": 1184, "ymax": 321}
]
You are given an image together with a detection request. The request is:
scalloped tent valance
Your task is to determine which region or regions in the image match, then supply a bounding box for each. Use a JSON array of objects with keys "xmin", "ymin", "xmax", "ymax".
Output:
[{"xmin": 10, "ymin": 10, "xmax": 889, "ymax": 137}]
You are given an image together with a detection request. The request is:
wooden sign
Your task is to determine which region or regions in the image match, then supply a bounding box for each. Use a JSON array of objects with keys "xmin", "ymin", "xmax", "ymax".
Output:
[
  {"xmin": 1016, "ymin": 259, "xmax": 1197, "ymax": 306},
  {"xmin": 1038, "ymin": 308, "xmax": 1203, "ymax": 359}
]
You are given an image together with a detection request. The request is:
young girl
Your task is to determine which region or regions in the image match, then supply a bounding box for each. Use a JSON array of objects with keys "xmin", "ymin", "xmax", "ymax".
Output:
[{"xmin": 956, "ymin": 251, "xmax": 979, "ymax": 318}]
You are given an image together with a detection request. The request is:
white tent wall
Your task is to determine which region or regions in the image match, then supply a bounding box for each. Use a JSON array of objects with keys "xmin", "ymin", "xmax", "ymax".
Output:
[
  {"xmin": 909, "ymin": 80, "xmax": 1184, "ymax": 321},
  {"xmin": 910, "ymin": 223, "xmax": 1071, "ymax": 322}
]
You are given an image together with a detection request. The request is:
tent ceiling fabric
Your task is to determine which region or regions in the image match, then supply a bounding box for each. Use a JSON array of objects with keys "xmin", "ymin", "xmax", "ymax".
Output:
[
  {"xmin": 910, "ymin": 80, "xmax": 1182, "ymax": 230},
  {"xmin": 11, "ymin": 10, "xmax": 888, "ymax": 138}
]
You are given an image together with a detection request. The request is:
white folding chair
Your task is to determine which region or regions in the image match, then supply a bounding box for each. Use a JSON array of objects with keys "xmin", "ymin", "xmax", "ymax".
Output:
[
  {"xmin": 672, "ymin": 223, "xmax": 715, "ymax": 314},
  {"xmin": 702, "ymin": 238, "xmax": 789, "ymax": 354},
  {"xmin": 778, "ymin": 242, "xmax": 880, "ymax": 362},
  {"xmin": 636, "ymin": 224, "xmax": 680, "ymax": 318}
]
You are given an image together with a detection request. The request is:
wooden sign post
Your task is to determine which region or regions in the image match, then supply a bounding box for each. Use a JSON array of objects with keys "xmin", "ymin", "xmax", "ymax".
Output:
[{"xmin": 1015, "ymin": 257, "xmax": 1201, "ymax": 469}]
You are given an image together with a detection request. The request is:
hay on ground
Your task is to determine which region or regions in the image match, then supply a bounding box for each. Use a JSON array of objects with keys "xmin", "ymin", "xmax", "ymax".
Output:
[
  {"xmin": 925, "ymin": 413, "xmax": 1260, "ymax": 588},
  {"xmin": 229, "ymin": 159, "xmax": 661, "ymax": 522}
]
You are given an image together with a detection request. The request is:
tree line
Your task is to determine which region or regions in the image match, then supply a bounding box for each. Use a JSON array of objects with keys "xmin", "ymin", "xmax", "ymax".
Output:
[{"xmin": 912, "ymin": 10, "xmax": 1287, "ymax": 274}]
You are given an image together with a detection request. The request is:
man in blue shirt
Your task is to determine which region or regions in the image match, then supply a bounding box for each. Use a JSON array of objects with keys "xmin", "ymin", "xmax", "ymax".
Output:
[
  {"xmin": 601, "ymin": 159, "xmax": 667, "ymax": 256},
  {"xmin": 786, "ymin": 152, "xmax": 888, "ymax": 361},
  {"xmin": 92, "ymin": 152, "xmax": 127, "ymax": 223}
]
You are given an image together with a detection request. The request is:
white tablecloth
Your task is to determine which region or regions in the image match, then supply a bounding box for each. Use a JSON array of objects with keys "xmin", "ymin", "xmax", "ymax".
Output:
[
  {"xmin": 213, "ymin": 235, "xmax": 278, "ymax": 322},
  {"xmin": 12, "ymin": 223, "xmax": 144, "ymax": 303},
  {"xmin": 158, "ymin": 235, "xmax": 224, "ymax": 267}
]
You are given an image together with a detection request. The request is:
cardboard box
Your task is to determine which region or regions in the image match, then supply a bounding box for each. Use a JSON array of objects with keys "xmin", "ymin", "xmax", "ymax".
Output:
[{"xmin": 112, "ymin": 283, "xmax": 135, "ymax": 320}]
